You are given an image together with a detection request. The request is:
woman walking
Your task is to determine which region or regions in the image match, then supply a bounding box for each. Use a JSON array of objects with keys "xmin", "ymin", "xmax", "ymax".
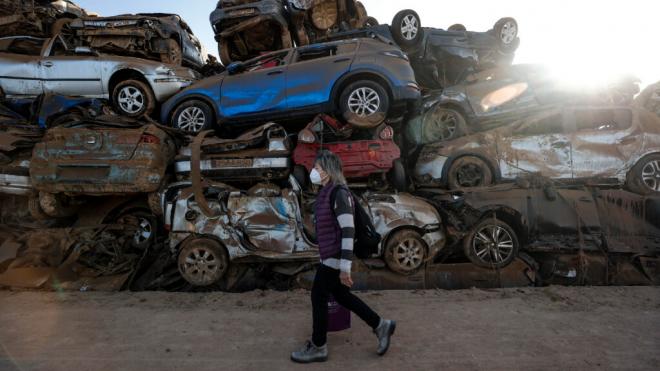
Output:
[{"xmin": 291, "ymin": 150, "xmax": 396, "ymax": 363}]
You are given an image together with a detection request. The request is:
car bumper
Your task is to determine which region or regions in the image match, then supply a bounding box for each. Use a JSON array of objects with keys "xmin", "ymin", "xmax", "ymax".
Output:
[
  {"xmin": 414, "ymin": 154, "xmax": 449, "ymax": 186},
  {"xmin": 146, "ymin": 75, "xmax": 195, "ymax": 102},
  {"xmin": 393, "ymin": 82, "xmax": 422, "ymax": 101}
]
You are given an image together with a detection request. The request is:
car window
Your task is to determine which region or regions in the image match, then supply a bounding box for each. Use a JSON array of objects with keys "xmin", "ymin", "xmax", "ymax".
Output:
[
  {"xmin": 296, "ymin": 46, "xmax": 336, "ymax": 62},
  {"xmin": 0, "ymin": 37, "xmax": 45, "ymax": 56},
  {"xmin": 514, "ymin": 113, "xmax": 564, "ymax": 136},
  {"xmin": 244, "ymin": 51, "xmax": 288, "ymax": 72},
  {"xmin": 574, "ymin": 109, "xmax": 633, "ymax": 132},
  {"xmin": 49, "ymin": 36, "xmax": 69, "ymax": 56}
]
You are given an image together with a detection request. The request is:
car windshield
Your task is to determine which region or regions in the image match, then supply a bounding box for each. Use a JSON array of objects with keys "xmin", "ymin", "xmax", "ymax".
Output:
[{"xmin": 0, "ymin": 37, "xmax": 46, "ymax": 56}]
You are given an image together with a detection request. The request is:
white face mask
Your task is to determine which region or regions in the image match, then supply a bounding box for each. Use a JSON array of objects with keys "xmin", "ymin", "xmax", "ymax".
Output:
[{"xmin": 310, "ymin": 168, "xmax": 324, "ymax": 185}]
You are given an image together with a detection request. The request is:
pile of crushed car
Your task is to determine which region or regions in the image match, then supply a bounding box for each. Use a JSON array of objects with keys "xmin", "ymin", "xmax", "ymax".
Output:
[{"xmin": 0, "ymin": 0, "xmax": 658, "ymax": 292}]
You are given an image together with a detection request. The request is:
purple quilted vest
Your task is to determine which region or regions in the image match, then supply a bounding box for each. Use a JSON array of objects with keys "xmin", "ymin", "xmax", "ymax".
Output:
[{"xmin": 316, "ymin": 182, "xmax": 343, "ymax": 260}]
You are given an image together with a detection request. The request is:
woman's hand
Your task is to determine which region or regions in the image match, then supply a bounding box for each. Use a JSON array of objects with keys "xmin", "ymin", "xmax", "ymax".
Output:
[{"xmin": 340, "ymin": 271, "xmax": 353, "ymax": 288}]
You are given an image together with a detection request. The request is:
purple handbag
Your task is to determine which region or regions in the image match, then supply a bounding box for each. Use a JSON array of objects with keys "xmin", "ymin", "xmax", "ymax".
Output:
[{"xmin": 328, "ymin": 295, "xmax": 351, "ymax": 332}]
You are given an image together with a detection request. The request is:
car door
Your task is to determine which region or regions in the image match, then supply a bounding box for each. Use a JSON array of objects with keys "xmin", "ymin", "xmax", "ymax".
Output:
[
  {"xmin": 219, "ymin": 50, "xmax": 291, "ymax": 118},
  {"xmin": 496, "ymin": 110, "xmax": 573, "ymax": 180},
  {"xmin": 569, "ymin": 107, "xmax": 637, "ymax": 180},
  {"xmin": 286, "ymin": 41, "xmax": 356, "ymax": 110},
  {"xmin": 0, "ymin": 36, "xmax": 46, "ymax": 96},
  {"xmin": 40, "ymin": 36, "xmax": 103, "ymax": 97}
]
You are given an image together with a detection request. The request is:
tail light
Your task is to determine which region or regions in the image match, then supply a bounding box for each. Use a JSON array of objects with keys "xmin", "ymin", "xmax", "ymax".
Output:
[
  {"xmin": 379, "ymin": 125, "xmax": 394, "ymax": 140},
  {"xmin": 298, "ymin": 129, "xmax": 316, "ymax": 144},
  {"xmin": 140, "ymin": 134, "xmax": 161, "ymax": 144}
]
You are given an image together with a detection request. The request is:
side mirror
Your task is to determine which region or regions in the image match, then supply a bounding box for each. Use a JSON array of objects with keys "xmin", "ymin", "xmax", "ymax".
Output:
[
  {"xmin": 227, "ymin": 61, "xmax": 244, "ymax": 75},
  {"xmin": 74, "ymin": 46, "xmax": 97, "ymax": 55}
]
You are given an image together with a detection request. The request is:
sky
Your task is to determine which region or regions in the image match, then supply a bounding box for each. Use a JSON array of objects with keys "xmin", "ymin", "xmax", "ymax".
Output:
[{"xmin": 75, "ymin": 0, "xmax": 659, "ymax": 88}]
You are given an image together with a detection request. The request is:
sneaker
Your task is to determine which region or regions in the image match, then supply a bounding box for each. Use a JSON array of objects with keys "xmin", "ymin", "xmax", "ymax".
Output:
[
  {"xmin": 374, "ymin": 319, "xmax": 396, "ymax": 356},
  {"xmin": 290, "ymin": 340, "xmax": 328, "ymax": 363}
]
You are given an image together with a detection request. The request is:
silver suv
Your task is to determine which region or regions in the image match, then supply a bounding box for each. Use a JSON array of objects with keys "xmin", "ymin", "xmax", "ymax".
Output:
[{"xmin": 0, "ymin": 35, "xmax": 200, "ymax": 117}]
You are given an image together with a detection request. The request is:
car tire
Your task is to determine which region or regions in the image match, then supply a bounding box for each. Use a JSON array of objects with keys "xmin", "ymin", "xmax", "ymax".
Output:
[
  {"xmin": 112, "ymin": 79, "xmax": 155, "ymax": 117},
  {"xmin": 448, "ymin": 23, "xmax": 467, "ymax": 32},
  {"xmin": 38, "ymin": 192, "xmax": 78, "ymax": 218},
  {"xmin": 364, "ymin": 17, "xmax": 379, "ymax": 28},
  {"xmin": 464, "ymin": 218, "xmax": 519, "ymax": 269},
  {"xmin": 391, "ymin": 9, "xmax": 422, "ymax": 47},
  {"xmin": 339, "ymin": 80, "xmax": 390, "ymax": 128},
  {"xmin": 447, "ymin": 155, "xmax": 494, "ymax": 190},
  {"xmin": 293, "ymin": 165, "xmax": 309, "ymax": 189},
  {"xmin": 171, "ymin": 100, "xmax": 214, "ymax": 133},
  {"xmin": 493, "ymin": 17, "xmax": 519, "ymax": 52},
  {"xmin": 388, "ymin": 158, "xmax": 407, "ymax": 192},
  {"xmin": 114, "ymin": 209, "xmax": 159, "ymax": 250},
  {"xmin": 421, "ymin": 106, "xmax": 467, "ymax": 143},
  {"xmin": 384, "ymin": 229, "xmax": 427, "ymax": 275},
  {"xmin": 160, "ymin": 38, "xmax": 183, "ymax": 66},
  {"xmin": 178, "ymin": 238, "xmax": 229, "ymax": 287},
  {"xmin": 626, "ymin": 153, "xmax": 660, "ymax": 195}
]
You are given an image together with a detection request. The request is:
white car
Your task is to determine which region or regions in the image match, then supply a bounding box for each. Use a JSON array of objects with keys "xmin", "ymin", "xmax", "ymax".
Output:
[{"xmin": 0, "ymin": 35, "xmax": 200, "ymax": 117}]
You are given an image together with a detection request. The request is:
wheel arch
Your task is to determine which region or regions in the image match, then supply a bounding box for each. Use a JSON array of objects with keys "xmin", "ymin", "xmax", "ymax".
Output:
[
  {"xmin": 108, "ymin": 68, "xmax": 152, "ymax": 97},
  {"xmin": 165, "ymin": 94, "xmax": 219, "ymax": 127},
  {"xmin": 475, "ymin": 206, "xmax": 529, "ymax": 246},
  {"xmin": 381, "ymin": 225, "xmax": 429, "ymax": 254},
  {"xmin": 331, "ymin": 70, "xmax": 395, "ymax": 111},
  {"xmin": 177, "ymin": 234, "xmax": 231, "ymax": 260}
]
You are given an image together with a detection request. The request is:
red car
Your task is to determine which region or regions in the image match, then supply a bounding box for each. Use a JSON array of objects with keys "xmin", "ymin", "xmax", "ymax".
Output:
[{"xmin": 292, "ymin": 114, "xmax": 406, "ymax": 190}]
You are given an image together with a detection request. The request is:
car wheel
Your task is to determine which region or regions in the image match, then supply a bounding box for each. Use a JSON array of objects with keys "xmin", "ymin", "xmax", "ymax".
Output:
[
  {"xmin": 293, "ymin": 165, "xmax": 309, "ymax": 189},
  {"xmin": 178, "ymin": 238, "xmax": 229, "ymax": 287},
  {"xmin": 388, "ymin": 158, "xmax": 407, "ymax": 192},
  {"xmin": 364, "ymin": 17, "xmax": 379, "ymax": 28},
  {"xmin": 112, "ymin": 79, "xmax": 155, "ymax": 117},
  {"xmin": 422, "ymin": 106, "xmax": 467, "ymax": 143},
  {"xmin": 391, "ymin": 9, "xmax": 422, "ymax": 47},
  {"xmin": 464, "ymin": 218, "xmax": 519, "ymax": 269},
  {"xmin": 626, "ymin": 153, "xmax": 660, "ymax": 195},
  {"xmin": 171, "ymin": 100, "xmax": 214, "ymax": 133},
  {"xmin": 493, "ymin": 17, "xmax": 518, "ymax": 52},
  {"xmin": 384, "ymin": 229, "xmax": 427, "ymax": 275},
  {"xmin": 38, "ymin": 192, "xmax": 78, "ymax": 218},
  {"xmin": 114, "ymin": 209, "xmax": 159, "ymax": 250},
  {"xmin": 447, "ymin": 156, "xmax": 494, "ymax": 189},
  {"xmin": 160, "ymin": 39, "xmax": 183, "ymax": 66},
  {"xmin": 340, "ymin": 80, "xmax": 390, "ymax": 128},
  {"xmin": 448, "ymin": 23, "xmax": 467, "ymax": 32}
]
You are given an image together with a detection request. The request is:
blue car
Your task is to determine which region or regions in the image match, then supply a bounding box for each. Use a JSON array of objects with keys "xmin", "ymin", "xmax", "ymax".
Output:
[{"xmin": 160, "ymin": 38, "xmax": 421, "ymax": 133}]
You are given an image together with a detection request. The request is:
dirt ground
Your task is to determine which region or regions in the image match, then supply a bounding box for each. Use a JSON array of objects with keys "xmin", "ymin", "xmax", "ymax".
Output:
[{"xmin": 0, "ymin": 286, "xmax": 658, "ymax": 371}]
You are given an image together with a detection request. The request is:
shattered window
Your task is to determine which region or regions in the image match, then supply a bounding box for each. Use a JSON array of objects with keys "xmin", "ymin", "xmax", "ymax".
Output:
[
  {"xmin": 514, "ymin": 113, "xmax": 564, "ymax": 136},
  {"xmin": 244, "ymin": 51, "xmax": 288, "ymax": 72},
  {"xmin": 574, "ymin": 109, "xmax": 632, "ymax": 132},
  {"xmin": 49, "ymin": 37, "xmax": 68, "ymax": 57},
  {"xmin": 0, "ymin": 37, "xmax": 45, "ymax": 56}
]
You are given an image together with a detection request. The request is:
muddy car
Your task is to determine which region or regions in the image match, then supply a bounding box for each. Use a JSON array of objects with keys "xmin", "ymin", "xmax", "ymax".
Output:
[
  {"xmin": 29, "ymin": 120, "xmax": 177, "ymax": 218},
  {"xmin": 174, "ymin": 122, "xmax": 292, "ymax": 183},
  {"xmin": 162, "ymin": 176, "xmax": 445, "ymax": 286},
  {"xmin": 210, "ymin": 0, "xmax": 292, "ymax": 66},
  {"xmin": 0, "ymin": 35, "xmax": 200, "ymax": 117},
  {"xmin": 161, "ymin": 38, "xmax": 420, "ymax": 132},
  {"xmin": 635, "ymin": 80, "xmax": 660, "ymax": 119},
  {"xmin": 67, "ymin": 13, "xmax": 205, "ymax": 70},
  {"xmin": 287, "ymin": 0, "xmax": 374, "ymax": 46},
  {"xmin": 0, "ymin": 0, "xmax": 87, "ymax": 38},
  {"xmin": 421, "ymin": 182, "xmax": 660, "ymax": 269},
  {"xmin": 414, "ymin": 106, "xmax": 660, "ymax": 195},
  {"xmin": 293, "ymin": 114, "xmax": 405, "ymax": 190},
  {"xmin": 406, "ymin": 66, "xmax": 644, "ymax": 145}
]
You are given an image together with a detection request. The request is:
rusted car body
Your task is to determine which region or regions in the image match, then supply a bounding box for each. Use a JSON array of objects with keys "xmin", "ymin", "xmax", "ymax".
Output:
[
  {"xmin": 30, "ymin": 122, "xmax": 176, "ymax": 196},
  {"xmin": 0, "ymin": 0, "xmax": 87, "ymax": 38},
  {"xmin": 68, "ymin": 13, "xmax": 205, "ymax": 69},
  {"xmin": 287, "ymin": 0, "xmax": 371, "ymax": 46},
  {"xmin": 174, "ymin": 122, "xmax": 292, "ymax": 183},
  {"xmin": 634, "ymin": 80, "xmax": 660, "ymax": 119},
  {"xmin": 420, "ymin": 182, "xmax": 660, "ymax": 270},
  {"xmin": 0, "ymin": 35, "xmax": 200, "ymax": 117},
  {"xmin": 414, "ymin": 106, "xmax": 660, "ymax": 195},
  {"xmin": 210, "ymin": 0, "xmax": 292, "ymax": 65},
  {"xmin": 162, "ymin": 176, "xmax": 445, "ymax": 286},
  {"xmin": 406, "ymin": 65, "xmax": 644, "ymax": 145}
]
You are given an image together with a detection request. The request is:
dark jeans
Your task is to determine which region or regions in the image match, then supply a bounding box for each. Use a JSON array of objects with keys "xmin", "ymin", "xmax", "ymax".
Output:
[{"xmin": 311, "ymin": 264, "xmax": 381, "ymax": 346}]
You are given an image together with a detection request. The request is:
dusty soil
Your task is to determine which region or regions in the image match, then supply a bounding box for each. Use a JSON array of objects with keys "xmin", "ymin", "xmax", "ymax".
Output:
[{"xmin": 0, "ymin": 286, "xmax": 658, "ymax": 370}]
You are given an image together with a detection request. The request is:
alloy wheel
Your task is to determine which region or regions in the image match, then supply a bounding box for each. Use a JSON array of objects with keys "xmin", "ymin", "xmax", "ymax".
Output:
[
  {"xmin": 401, "ymin": 14, "xmax": 419, "ymax": 41},
  {"xmin": 642, "ymin": 159, "xmax": 660, "ymax": 191},
  {"xmin": 347, "ymin": 87, "xmax": 381, "ymax": 116},
  {"xmin": 179, "ymin": 241, "xmax": 227, "ymax": 286},
  {"xmin": 177, "ymin": 106, "xmax": 207, "ymax": 133},
  {"xmin": 499, "ymin": 21, "xmax": 517, "ymax": 44},
  {"xmin": 392, "ymin": 237, "xmax": 424, "ymax": 272},
  {"xmin": 118, "ymin": 86, "xmax": 145, "ymax": 114},
  {"xmin": 425, "ymin": 109, "xmax": 458, "ymax": 142},
  {"xmin": 471, "ymin": 224, "xmax": 515, "ymax": 265},
  {"xmin": 133, "ymin": 217, "xmax": 153, "ymax": 246}
]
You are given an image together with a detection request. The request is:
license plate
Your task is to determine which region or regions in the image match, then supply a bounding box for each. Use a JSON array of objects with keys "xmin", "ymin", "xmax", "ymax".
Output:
[
  {"xmin": 211, "ymin": 158, "xmax": 253, "ymax": 168},
  {"xmin": 228, "ymin": 8, "xmax": 256, "ymax": 17}
]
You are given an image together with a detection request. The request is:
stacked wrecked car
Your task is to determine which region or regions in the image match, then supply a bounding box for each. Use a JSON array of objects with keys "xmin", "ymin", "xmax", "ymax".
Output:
[{"xmin": 0, "ymin": 0, "xmax": 659, "ymax": 292}]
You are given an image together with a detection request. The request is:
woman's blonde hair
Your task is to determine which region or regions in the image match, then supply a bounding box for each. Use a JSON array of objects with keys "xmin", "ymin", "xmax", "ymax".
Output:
[{"xmin": 314, "ymin": 149, "xmax": 347, "ymax": 185}]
